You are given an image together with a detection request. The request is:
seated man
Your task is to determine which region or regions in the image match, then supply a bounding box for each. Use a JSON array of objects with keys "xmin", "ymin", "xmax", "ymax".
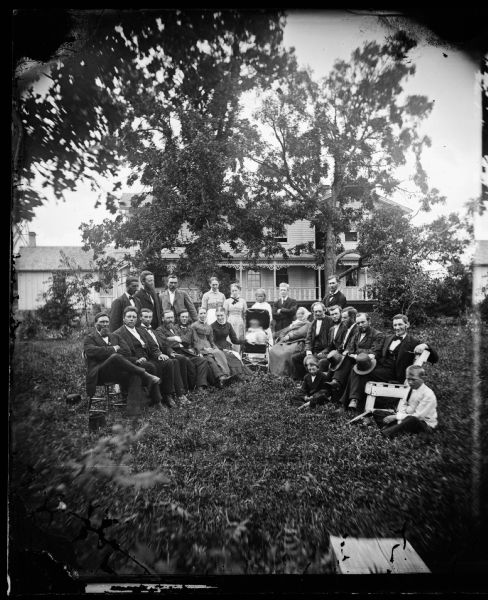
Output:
[
  {"xmin": 156, "ymin": 310, "xmax": 210, "ymax": 391},
  {"xmin": 291, "ymin": 302, "xmax": 333, "ymax": 380},
  {"xmin": 114, "ymin": 306, "xmax": 181, "ymax": 409},
  {"xmin": 84, "ymin": 311, "xmax": 161, "ymax": 405},
  {"xmin": 139, "ymin": 307, "xmax": 190, "ymax": 404},
  {"xmin": 327, "ymin": 312, "xmax": 384, "ymax": 403},
  {"xmin": 317, "ymin": 306, "xmax": 357, "ymax": 372},
  {"xmin": 373, "ymin": 365, "xmax": 438, "ymax": 438},
  {"xmin": 341, "ymin": 313, "xmax": 438, "ymax": 412}
]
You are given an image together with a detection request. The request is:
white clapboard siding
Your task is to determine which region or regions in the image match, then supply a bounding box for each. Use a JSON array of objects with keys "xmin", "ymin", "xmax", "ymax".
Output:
[{"xmin": 285, "ymin": 220, "xmax": 315, "ymax": 247}]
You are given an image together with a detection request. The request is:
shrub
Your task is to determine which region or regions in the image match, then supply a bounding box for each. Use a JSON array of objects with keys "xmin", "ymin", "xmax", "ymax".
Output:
[{"xmin": 16, "ymin": 311, "xmax": 45, "ymax": 340}]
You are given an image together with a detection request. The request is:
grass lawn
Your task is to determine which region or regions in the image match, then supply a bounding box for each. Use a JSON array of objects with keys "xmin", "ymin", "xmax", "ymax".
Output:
[{"xmin": 9, "ymin": 320, "xmax": 488, "ymax": 578}]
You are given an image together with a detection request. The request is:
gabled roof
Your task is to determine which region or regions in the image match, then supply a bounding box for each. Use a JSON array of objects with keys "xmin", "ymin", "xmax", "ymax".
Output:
[
  {"xmin": 474, "ymin": 240, "xmax": 488, "ymax": 265},
  {"xmin": 14, "ymin": 246, "xmax": 129, "ymax": 271}
]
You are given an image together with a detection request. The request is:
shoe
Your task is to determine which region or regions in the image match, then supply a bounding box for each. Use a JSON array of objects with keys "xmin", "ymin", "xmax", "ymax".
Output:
[
  {"xmin": 348, "ymin": 399, "xmax": 358, "ymax": 409},
  {"xmin": 178, "ymin": 395, "xmax": 191, "ymax": 406},
  {"xmin": 161, "ymin": 396, "xmax": 176, "ymax": 408}
]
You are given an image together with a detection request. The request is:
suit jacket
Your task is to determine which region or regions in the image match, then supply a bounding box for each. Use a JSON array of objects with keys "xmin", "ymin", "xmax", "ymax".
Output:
[
  {"xmin": 378, "ymin": 333, "xmax": 439, "ymax": 382},
  {"xmin": 305, "ymin": 316, "xmax": 334, "ymax": 353},
  {"xmin": 301, "ymin": 371, "xmax": 329, "ymax": 396},
  {"xmin": 160, "ymin": 289, "xmax": 198, "ymax": 322},
  {"xmin": 175, "ymin": 323, "xmax": 194, "ymax": 348},
  {"xmin": 140, "ymin": 324, "xmax": 173, "ymax": 356},
  {"xmin": 345, "ymin": 326, "xmax": 385, "ymax": 359},
  {"xmin": 83, "ymin": 329, "xmax": 131, "ymax": 396},
  {"xmin": 134, "ymin": 288, "xmax": 161, "ymax": 329},
  {"xmin": 113, "ymin": 325, "xmax": 161, "ymax": 363},
  {"xmin": 272, "ymin": 297, "xmax": 298, "ymax": 330},
  {"xmin": 323, "ymin": 290, "xmax": 347, "ymax": 311},
  {"xmin": 109, "ymin": 294, "xmax": 142, "ymax": 332},
  {"xmin": 324, "ymin": 322, "xmax": 347, "ymax": 354}
]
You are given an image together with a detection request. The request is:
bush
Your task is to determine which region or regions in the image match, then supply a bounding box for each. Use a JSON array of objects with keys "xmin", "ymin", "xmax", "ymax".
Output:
[
  {"xmin": 479, "ymin": 295, "xmax": 488, "ymax": 324},
  {"xmin": 16, "ymin": 311, "xmax": 45, "ymax": 340}
]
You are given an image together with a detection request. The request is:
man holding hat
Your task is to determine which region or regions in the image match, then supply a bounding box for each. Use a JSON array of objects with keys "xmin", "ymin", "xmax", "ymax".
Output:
[
  {"xmin": 327, "ymin": 312, "xmax": 384, "ymax": 404},
  {"xmin": 341, "ymin": 313, "xmax": 438, "ymax": 412}
]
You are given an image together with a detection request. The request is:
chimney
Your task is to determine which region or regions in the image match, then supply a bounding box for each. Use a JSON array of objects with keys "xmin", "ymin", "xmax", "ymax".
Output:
[{"xmin": 28, "ymin": 232, "xmax": 37, "ymax": 247}]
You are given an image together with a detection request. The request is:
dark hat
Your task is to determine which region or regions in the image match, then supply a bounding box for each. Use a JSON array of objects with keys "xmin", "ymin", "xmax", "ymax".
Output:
[
  {"xmin": 353, "ymin": 352, "xmax": 377, "ymax": 375},
  {"xmin": 327, "ymin": 350, "xmax": 345, "ymax": 371}
]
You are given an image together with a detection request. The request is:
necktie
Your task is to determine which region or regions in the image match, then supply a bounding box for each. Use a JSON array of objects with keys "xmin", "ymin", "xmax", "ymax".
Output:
[{"xmin": 232, "ymin": 297, "xmax": 239, "ymax": 305}]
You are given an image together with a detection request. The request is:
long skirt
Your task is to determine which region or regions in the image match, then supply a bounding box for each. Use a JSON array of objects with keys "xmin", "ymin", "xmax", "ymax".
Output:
[
  {"xmin": 201, "ymin": 347, "xmax": 230, "ymax": 377},
  {"xmin": 223, "ymin": 349, "xmax": 252, "ymax": 377},
  {"xmin": 227, "ymin": 314, "xmax": 245, "ymax": 352},
  {"xmin": 269, "ymin": 341, "xmax": 302, "ymax": 377}
]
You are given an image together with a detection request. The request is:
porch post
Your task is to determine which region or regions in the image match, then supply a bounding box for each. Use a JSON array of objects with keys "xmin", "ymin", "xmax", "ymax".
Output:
[
  {"xmin": 317, "ymin": 266, "xmax": 322, "ymax": 301},
  {"xmin": 239, "ymin": 261, "xmax": 243, "ymax": 287},
  {"xmin": 273, "ymin": 261, "xmax": 277, "ymax": 293}
]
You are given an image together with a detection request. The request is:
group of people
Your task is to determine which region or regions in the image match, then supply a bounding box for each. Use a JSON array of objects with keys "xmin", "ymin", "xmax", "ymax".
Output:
[{"xmin": 84, "ymin": 271, "xmax": 439, "ymax": 438}]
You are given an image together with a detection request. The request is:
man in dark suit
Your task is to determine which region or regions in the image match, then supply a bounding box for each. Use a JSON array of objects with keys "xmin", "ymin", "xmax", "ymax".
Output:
[
  {"xmin": 134, "ymin": 270, "xmax": 161, "ymax": 329},
  {"xmin": 139, "ymin": 308, "xmax": 190, "ymax": 403},
  {"xmin": 156, "ymin": 310, "xmax": 210, "ymax": 391},
  {"xmin": 291, "ymin": 302, "xmax": 333, "ymax": 379},
  {"xmin": 316, "ymin": 305, "xmax": 357, "ymax": 372},
  {"xmin": 323, "ymin": 275, "xmax": 347, "ymax": 313},
  {"xmin": 83, "ymin": 312, "xmax": 161, "ymax": 404},
  {"xmin": 343, "ymin": 313, "xmax": 438, "ymax": 412},
  {"xmin": 326, "ymin": 312, "xmax": 384, "ymax": 404},
  {"xmin": 114, "ymin": 306, "xmax": 181, "ymax": 408},
  {"xmin": 109, "ymin": 276, "xmax": 142, "ymax": 332},
  {"xmin": 272, "ymin": 283, "xmax": 297, "ymax": 332},
  {"xmin": 160, "ymin": 275, "xmax": 198, "ymax": 322}
]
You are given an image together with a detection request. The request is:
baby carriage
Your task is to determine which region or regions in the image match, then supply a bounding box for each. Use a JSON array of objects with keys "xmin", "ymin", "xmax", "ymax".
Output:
[{"xmin": 241, "ymin": 308, "xmax": 270, "ymax": 371}]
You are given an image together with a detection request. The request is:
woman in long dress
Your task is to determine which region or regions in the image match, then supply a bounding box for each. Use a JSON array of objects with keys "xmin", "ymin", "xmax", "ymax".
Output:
[
  {"xmin": 268, "ymin": 307, "xmax": 312, "ymax": 377},
  {"xmin": 251, "ymin": 288, "xmax": 274, "ymax": 346},
  {"xmin": 212, "ymin": 309, "xmax": 252, "ymax": 378},
  {"xmin": 190, "ymin": 307, "xmax": 231, "ymax": 387},
  {"xmin": 223, "ymin": 283, "xmax": 247, "ymax": 352},
  {"xmin": 201, "ymin": 277, "xmax": 225, "ymax": 325}
]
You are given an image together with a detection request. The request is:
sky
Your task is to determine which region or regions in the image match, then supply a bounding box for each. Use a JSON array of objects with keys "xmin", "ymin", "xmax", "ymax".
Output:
[{"xmin": 25, "ymin": 10, "xmax": 487, "ymax": 247}]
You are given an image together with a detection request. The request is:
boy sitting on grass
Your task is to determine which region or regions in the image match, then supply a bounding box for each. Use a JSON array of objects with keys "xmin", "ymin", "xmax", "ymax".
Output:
[
  {"xmin": 291, "ymin": 355, "xmax": 329, "ymax": 407},
  {"xmin": 374, "ymin": 365, "xmax": 437, "ymax": 438}
]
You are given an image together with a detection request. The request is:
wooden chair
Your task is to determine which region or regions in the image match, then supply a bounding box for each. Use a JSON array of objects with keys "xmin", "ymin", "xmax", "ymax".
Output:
[
  {"xmin": 82, "ymin": 351, "xmax": 126, "ymax": 414},
  {"xmin": 347, "ymin": 349, "xmax": 431, "ymax": 424}
]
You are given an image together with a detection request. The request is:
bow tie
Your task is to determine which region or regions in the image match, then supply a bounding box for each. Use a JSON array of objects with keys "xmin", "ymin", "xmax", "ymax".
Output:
[
  {"xmin": 231, "ymin": 297, "xmax": 239, "ymax": 304},
  {"xmin": 128, "ymin": 296, "xmax": 135, "ymax": 301},
  {"xmin": 392, "ymin": 335, "xmax": 403, "ymax": 341},
  {"xmin": 145, "ymin": 325, "xmax": 152, "ymax": 330}
]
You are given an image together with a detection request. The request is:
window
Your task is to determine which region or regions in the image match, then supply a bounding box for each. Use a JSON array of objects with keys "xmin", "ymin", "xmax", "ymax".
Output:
[
  {"xmin": 345, "ymin": 231, "xmax": 358, "ymax": 242},
  {"xmin": 247, "ymin": 270, "xmax": 261, "ymax": 288},
  {"xmin": 276, "ymin": 268, "xmax": 288, "ymax": 286},
  {"xmin": 273, "ymin": 227, "xmax": 287, "ymax": 243},
  {"xmin": 345, "ymin": 270, "xmax": 358, "ymax": 286}
]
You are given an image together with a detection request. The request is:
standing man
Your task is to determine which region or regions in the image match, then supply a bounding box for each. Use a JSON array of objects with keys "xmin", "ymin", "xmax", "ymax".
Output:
[
  {"xmin": 272, "ymin": 283, "xmax": 298, "ymax": 332},
  {"xmin": 139, "ymin": 308, "xmax": 191, "ymax": 403},
  {"xmin": 156, "ymin": 310, "xmax": 210, "ymax": 391},
  {"xmin": 323, "ymin": 275, "xmax": 347, "ymax": 313},
  {"xmin": 342, "ymin": 313, "xmax": 438, "ymax": 412},
  {"xmin": 83, "ymin": 312, "xmax": 161, "ymax": 403},
  {"xmin": 291, "ymin": 302, "xmax": 333, "ymax": 380},
  {"xmin": 135, "ymin": 270, "xmax": 161, "ymax": 329},
  {"xmin": 109, "ymin": 276, "xmax": 142, "ymax": 332},
  {"xmin": 160, "ymin": 275, "xmax": 198, "ymax": 323},
  {"xmin": 114, "ymin": 306, "xmax": 179, "ymax": 409}
]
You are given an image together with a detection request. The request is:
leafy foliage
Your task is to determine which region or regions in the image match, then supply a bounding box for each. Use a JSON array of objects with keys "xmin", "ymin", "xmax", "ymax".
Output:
[
  {"xmin": 247, "ymin": 32, "xmax": 446, "ymax": 293},
  {"xmin": 10, "ymin": 322, "xmax": 487, "ymax": 578},
  {"xmin": 37, "ymin": 273, "xmax": 79, "ymax": 333}
]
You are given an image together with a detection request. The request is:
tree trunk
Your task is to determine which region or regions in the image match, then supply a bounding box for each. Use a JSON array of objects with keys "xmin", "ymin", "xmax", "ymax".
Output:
[{"xmin": 322, "ymin": 179, "xmax": 338, "ymax": 301}]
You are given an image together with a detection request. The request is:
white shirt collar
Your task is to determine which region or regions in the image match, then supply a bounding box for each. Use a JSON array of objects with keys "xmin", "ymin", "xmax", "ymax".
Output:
[{"xmin": 125, "ymin": 324, "xmax": 144, "ymax": 344}]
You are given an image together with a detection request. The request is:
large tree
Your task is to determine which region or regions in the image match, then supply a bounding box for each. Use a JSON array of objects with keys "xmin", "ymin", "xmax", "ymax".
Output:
[
  {"xmin": 247, "ymin": 32, "xmax": 446, "ymax": 297},
  {"xmin": 14, "ymin": 9, "xmax": 291, "ymax": 285}
]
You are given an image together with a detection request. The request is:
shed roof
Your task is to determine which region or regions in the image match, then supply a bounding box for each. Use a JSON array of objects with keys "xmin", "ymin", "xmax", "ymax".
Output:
[{"xmin": 14, "ymin": 246, "xmax": 128, "ymax": 271}]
